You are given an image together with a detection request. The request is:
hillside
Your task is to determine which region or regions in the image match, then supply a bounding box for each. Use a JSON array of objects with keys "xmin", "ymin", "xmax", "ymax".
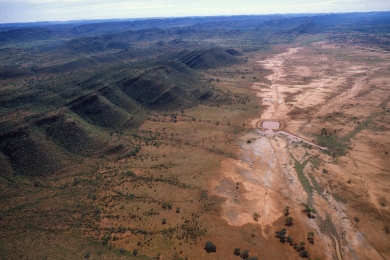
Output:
[
  {"xmin": 0, "ymin": 27, "xmax": 55, "ymax": 42},
  {"xmin": 0, "ymin": 50, "xmax": 235, "ymax": 177},
  {"xmin": 177, "ymin": 48, "xmax": 242, "ymax": 70}
]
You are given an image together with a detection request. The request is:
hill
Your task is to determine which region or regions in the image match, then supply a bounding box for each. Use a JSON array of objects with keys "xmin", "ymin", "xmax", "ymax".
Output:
[
  {"xmin": 177, "ymin": 48, "xmax": 242, "ymax": 70},
  {"xmin": 118, "ymin": 62, "xmax": 205, "ymax": 110},
  {"xmin": 0, "ymin": 27, "xmax": 54, "ymax": 42}
]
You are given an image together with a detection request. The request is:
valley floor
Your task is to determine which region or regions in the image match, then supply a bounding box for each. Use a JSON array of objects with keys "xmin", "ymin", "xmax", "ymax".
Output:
[{"xmin": 214, "ymin": 41, "xmax": 390, "ymax": 260}]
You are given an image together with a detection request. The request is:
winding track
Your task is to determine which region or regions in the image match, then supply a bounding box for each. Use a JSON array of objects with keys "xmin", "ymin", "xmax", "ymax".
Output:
[{"xmin": 330, "ymin": 233, "xmax": 343, "ymax": 260}]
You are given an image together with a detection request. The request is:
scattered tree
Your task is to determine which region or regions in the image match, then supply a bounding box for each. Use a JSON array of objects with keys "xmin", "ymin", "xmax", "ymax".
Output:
[
  {"xmin": 240, "ymin": 249, "xmax": 250, "ymax": 259},
  {"xmin": 302, "ymin": 203, "xmax": 316, "ymax": 218},
  {"xmin": 285, "ymin": 206, "xmax": 290, "ymax": 216},
  {"xmin": 308, "ymin": 231, "xmax": 315, "ymax": 244},
  {"xmin": 253, "ymin": 212, "xmax": 260, "ymax": 221},
  {"xmin": 162, "ymin": 201, "xmax": 173, "ymax": 209},
  {"xmin": 204, "ymin": 241, "xmax": 217, "ymax": 253},
  {"xmin": 285, "ymin": 216, "xmax": 293, "ymax": 226},
  {"xmin": 300, "ymin": 250, "xmax": 309, "ymax": 258},
  {"xmin": 234, "ymin": 248, "xmax": 241, "ymax": 256},
  {"xmin": 101, "ymin": 234, "xmax": 110, "ymax": 245}
]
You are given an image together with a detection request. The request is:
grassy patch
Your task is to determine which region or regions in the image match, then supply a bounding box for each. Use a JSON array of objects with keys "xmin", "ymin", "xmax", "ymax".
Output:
[
  {"xmin": 341, "ymin": 116, "xmax": 373, "ymax": 141},
  {"xmin": 315, "ymin": 135, "xmax": 349, "ymax": 156},
  {"xmin": 307, "ymin": 174, "xmax": 327, "ymax": 201},
  {"xmin": 316, "ymin": 115, "xmax": 375, "ymax": 157},
  {"xmin": 292, "ymin": 156, "xmax": 313, "ymax": 195}
]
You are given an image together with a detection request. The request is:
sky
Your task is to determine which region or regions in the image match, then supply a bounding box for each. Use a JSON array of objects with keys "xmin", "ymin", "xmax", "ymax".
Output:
[{"xmin": 0, "ymin": 0, "xmax": 389, "ymax": 24}]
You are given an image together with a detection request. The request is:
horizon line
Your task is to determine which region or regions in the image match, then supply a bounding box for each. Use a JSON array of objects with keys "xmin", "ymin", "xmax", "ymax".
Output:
[{"xmin": 1, "ymin": 10, "xmax": 389, "ymax": 26}]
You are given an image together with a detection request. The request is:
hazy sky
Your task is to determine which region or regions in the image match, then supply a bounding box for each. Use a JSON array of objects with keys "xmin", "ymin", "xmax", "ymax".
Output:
[{"xmin": 0, "ymin": 0, "xmax": 389, "ymax": 23}]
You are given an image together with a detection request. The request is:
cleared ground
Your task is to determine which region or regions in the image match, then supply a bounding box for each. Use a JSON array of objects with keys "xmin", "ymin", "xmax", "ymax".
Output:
[{"xmin": 213, "ymin": 39, "xmax": 390, "ymax": 260}]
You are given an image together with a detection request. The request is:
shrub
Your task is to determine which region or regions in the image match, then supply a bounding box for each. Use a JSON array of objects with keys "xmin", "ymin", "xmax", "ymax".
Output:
[
  {"xmin": 204, "ymin": 241, "xmax": 217, "ymax": 253},
  {"xmin": 240, "ymin": 249, "xmax": 249, "ymax": 259},
  {"xmin": 162, "ymin": 201, "xmax": 172, "ymax": 209},
  {"xmin": 300, "ymin": 250, "xmax": 309, "ymax": 258},
  {"xmin": 285, "ymin": 216, "xmax": 293, "ymax": 226},
  {"xmin": 101, "ymin": 235, "xmax": 110, "ymax": 245}
]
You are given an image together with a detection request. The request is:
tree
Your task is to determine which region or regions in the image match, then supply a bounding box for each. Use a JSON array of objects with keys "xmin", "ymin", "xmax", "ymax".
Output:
[
  {"xmin": 300, "ymin": 250, "xmax": 309, "ymax": 258},
  {"xmin": 162, "ymin": 218, "xmax": 167, "ymax": 224},
  {"xmin": 204, "ymin": 241, "xmax": 217, "ymax": 253},
  {"xmin": 240, "ymin": 249, "xmax": 249, "ymax": 259},
  {"xmin": 253, "ymin": 212, "xmax": 259, "ymax": 221},
  {"xmin": 101, "ymin": 234, "xmax": 110, "ymax": 245},
  {"xmin": 234, "ymin": 248, "xmax": 241, "ymax": 256},
  {"xmin": 300, "ymin": 241, "xmax": 306, "ymax": 250},
  {"xmin": 285, "ymin": 206, "xmax": 290, "ymax": 216},
  {"xmin": 285, "ymin": 216, "xmax": 293, "ymax": 226},
  {"xmin": 301, "ymin": 203, "xmax": 316, "ymax": 218},
  {"xmin": 308, "ymin": 231, "xmax": 315, "ymax": 244},
  {"xmin": 172, "ymin": 252, "xmax": 179, "ymax": 260},
  {"xmin": 162, "ymin": 201, "xmax": 172, "ymax": 209},
  {"xmin": 133, "ymin": 249, "xmax": 138, "ymax": 256}
]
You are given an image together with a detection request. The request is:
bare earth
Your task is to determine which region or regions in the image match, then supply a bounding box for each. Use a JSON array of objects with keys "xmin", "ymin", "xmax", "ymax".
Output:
[{"xmin": 212, "ymin": 43, "xmax": 390, "ymax": 260}]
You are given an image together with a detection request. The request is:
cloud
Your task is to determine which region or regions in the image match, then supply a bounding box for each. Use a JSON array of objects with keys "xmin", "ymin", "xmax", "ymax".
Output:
[
  {"xmin": 0, "ymin": 0, "xmax": 82, "ymax": 2},
  {"xmin": 0, "ymin": 0, "xmax": 388, "ymax": 23}
]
